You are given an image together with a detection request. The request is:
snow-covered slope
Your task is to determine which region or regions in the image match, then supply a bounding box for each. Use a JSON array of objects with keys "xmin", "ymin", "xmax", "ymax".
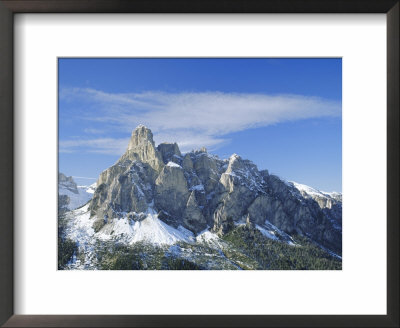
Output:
[
  {"xmin": 97, "ymin": 209, "xmax": 195, "ymax": 245},
  {"xmin": 59, "ymin": 173, "xmax": 96, "ymax": 210},
  {"xmin": 196, "ymin": 229, "xmax": 223, "ymax": 248},
  {"xmin": 256, "ymin": 220, "xmax": 297, "ymax": 246},
  {"xmin": 66, "ymin": 205, "xmax": 194, "ymax": 248},
  {"xmin": 291, "ymin": 181, "xmax": 341, "ymax": 199},
  {"xmin": 291, "ymin": 182, "xmax": 326, "ymax": 197},
  {"xmin": 290, "ymin": 181, "xmax": 342, "ymax": 209},
  {"xmin": 59, "ymin": 183, "xmax": 97, "ymax": 210}
]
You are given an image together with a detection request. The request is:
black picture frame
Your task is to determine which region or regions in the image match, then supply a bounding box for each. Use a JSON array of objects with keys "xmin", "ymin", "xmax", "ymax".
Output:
[{"xmin": 0, "ymin": 1, "xmax": 398, "ymax": 327}]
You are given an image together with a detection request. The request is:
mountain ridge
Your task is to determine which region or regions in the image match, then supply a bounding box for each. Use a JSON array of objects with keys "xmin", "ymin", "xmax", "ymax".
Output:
[
  {"xmin": 90, "ymin": 126, "xmax": 341, "ymax": 250},
  {"xmin": 59, "ymin": 125, "xmax": 342, "ymax": 270}
]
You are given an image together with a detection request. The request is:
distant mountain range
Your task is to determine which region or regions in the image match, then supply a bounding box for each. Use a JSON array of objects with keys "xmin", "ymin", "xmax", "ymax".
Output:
[
  {"xmin": 58, "ymin": 125, "xmax": 342, "ymax": 270},
  {"xmin": 58, "ymin": 172, "xmax": 96, "ymax": 211}
]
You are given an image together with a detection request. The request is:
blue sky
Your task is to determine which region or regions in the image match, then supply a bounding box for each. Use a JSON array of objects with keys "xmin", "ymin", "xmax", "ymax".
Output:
[{"xmin": 59, "ymin": 58, "xmax": 342, "ymax": 191}]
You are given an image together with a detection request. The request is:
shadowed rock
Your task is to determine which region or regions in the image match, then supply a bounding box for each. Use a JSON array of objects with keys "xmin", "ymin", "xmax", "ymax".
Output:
[{"xmin": 157, "ymin": 142, "xmax": 182, "ymax": 164}]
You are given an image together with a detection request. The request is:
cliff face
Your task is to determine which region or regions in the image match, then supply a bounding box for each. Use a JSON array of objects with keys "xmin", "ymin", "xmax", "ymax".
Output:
[{"xmin": 89, "ymin": 125, "xmax": 342, "ymax": 254}]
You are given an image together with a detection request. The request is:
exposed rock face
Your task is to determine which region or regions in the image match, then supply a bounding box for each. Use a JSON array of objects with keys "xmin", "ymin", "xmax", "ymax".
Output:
[
  {"xmin": 193, "ymin": 150, "xmax": 220, "ymax": 194},
  {"xmin": 182, "ymin": 154, "xmax": 194, "ymax": 171},
  {"xmin": 183, "ymin": 191, "xmax": 207, "ymax": 232},
  {"xmin": 89, "ymin": 125, "xmax": 342, "ymax": 253},
  {"xmin": 155, "ymin": 164, "xmax": 190, "ymax": 221},
  {"xmin": 121, "ymin": 125, "xmax": 164, "ymax": 172},
  {"xmin": 90, "ymin": 126, "xmax": 162, "ymax": 231},
  {"xmin": 157, "ymin": 142, "xmax": 182, "ymax": 164},
  {"xmin": 212, "ymin": 154, "xmax": 268, "ymax": 235}
]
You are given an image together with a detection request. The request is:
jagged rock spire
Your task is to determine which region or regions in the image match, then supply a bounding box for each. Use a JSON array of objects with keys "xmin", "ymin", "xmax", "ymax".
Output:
[
  {"xmin": 121, "ymin": 125, "xmax": 164, "ymax": 172},
  {"xmin": 127, "ymin": 125, "xmax": 155, "ymax": 150}
]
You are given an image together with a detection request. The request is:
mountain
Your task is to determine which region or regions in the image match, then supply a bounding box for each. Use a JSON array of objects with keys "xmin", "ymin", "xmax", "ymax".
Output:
[
  {"xmin": 59, "ymin": 125, "xmax": 342, "ymax": 270},
  {"xmin": 58, "ymin": 173, "xmax": 96, "ymax": 211}
]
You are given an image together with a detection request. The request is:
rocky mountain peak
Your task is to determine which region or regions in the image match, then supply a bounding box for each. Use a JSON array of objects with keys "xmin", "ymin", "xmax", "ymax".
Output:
[
  {"xmin": 226, "ymin": 153, "xmax": 243, "ymax": 173},
  {"xmin": 118, "ymin": 125, "xmax": 164, "ymax": 172},
  {"xmin": 127, "ymin": 125, "xmax": 155, "ymax": 150},
  {"xmin": 87, "ymin": 126, "xmax": 341, "ymax": 255},
  {"xmin": 230, "ymin": 153, "xmax": 240, "ymax": 160}
]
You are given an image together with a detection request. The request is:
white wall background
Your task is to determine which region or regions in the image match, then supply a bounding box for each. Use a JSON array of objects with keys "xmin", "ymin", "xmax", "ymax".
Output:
[{"xmin": 14, "ymin": 14, "xmax": 386, "ymax": 315}]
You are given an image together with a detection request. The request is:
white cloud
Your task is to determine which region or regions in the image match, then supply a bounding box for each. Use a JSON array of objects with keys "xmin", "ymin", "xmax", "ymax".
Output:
[
  {"xmin": 59, "ymin": 138, "xmax": 129, "ymax": 155},
  {"xmin": 60, "ymin": 88, "xmax": 341, "ymax": 154}
]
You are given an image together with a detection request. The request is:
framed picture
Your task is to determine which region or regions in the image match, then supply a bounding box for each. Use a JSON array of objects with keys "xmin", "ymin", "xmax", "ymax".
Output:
[
  {"xmin": 57, "ymin": 57, "xmax": 344, "ymax": 272},
  {"xmin": 0, "ymin": 0, "xmax": 398, "ymax": 327}
]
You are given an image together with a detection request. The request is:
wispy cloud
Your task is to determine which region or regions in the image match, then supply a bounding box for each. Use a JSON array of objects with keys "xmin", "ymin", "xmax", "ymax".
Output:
[
  {"xmin": 72, "ymin": 176, "xmax": 97, "ymax": 180},
  {"xmin": 59, "ymin": 138, "xmax": 129, "ymax": 155},
  {"xmin": 60, "ymin": 88, "xmax": 341, "ymax": 154}
]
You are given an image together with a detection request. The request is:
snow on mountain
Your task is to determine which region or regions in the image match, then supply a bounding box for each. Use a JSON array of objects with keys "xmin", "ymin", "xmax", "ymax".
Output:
[
  {"xmin": 190, "ymin": 184, "xmax": 205, "ymax": 191},
  {"xmin": 97, "ymin": 209, "xmax": 195, "ymax": 245},
  {"xmin": 82, "ymin": 183, "xmax": 97, "ymax": 194},
  {"xmin": 60, "ymin": 127, "xmax": 342, "ymax": 269},
  {"xmin": 291, "ymin": 181, "xmax": 341, "ymax": 199},
  {"xmin": 61, "ymin": 170, "xmax": 340, "ymax": 252},
  {"xmin": 61, "ymin": 183, "xmax": 96, "ymax": 210},
  {"xmin": 64, "ymin": 202, "xmax": 226, "ymax": 269},
  {"xmin": 196, "ymin": 229, "xmax": 223, "ymax": 248},
  {"xmin": 290, "ymin": 181, "xmax": 342, "ymax": 209},
  {"xmin": 291, "ymin": 182, "xmax": 324, "ymax": 196},
  {"xmin": 321, "ymin": 191, "xmax": 342, "ymax": 202},
  {"xmin": 66, "ymin": 205, "xmax": 195, "ymax": 250},
  {"xmin": 65, "ymin": 203, "xmax": 94, "ymax": 245},
  {"xmin": 255, "ymin": 224, "xmax": 280, "ymax": 241},
  {"xmin": 59, "ymin": 173, "xmax": 97, "ymax": 210},
  {"xmin": 166, "ymin": 161, "xmax": 182, "ymax": 168}
]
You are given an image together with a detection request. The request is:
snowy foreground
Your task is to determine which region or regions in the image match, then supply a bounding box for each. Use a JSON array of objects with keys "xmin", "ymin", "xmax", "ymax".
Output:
[
  {"xmin": 62, "ymin": 202, "xmax": 306, "ymax": 270},
  {"xmin": 60, "ymin": 177, "xmax": 342, "ymax": 270}
]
